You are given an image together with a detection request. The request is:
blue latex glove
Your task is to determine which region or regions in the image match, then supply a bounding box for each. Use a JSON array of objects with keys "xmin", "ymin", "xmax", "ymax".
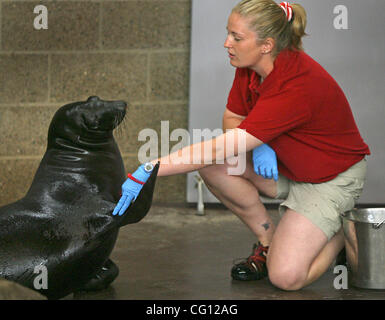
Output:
[
  {"xmin": 112, "ymin": 164, "xmax": 152, "ymax": 216},
  {"xmin": 252, "ymin": 144, "xmax": 279, "ymax": 181}
]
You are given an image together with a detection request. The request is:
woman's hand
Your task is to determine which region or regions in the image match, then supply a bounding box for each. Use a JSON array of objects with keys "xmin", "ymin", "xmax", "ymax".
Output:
[
  {"xmin": 112, "ymin": 164, "xmax": 153, "ymax": 216},
  {"xmin": 252, "ymin": 144, "xmax": 279, "ymax": 181}
]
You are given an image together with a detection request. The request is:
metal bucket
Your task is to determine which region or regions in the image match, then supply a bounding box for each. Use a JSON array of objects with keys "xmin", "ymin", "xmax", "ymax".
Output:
[{"xmin": 342, "ymin": 208, "xmax": 385, "ymax": 289}]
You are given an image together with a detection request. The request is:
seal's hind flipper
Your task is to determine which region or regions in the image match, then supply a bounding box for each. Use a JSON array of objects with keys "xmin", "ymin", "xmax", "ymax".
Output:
[
  {"xmin": 76, "ymin": 259, "xmax": 119, "ymax": 292},
  {"xmin": 117, "ymin": 162, "xmax": 159, "ymax": 227}
]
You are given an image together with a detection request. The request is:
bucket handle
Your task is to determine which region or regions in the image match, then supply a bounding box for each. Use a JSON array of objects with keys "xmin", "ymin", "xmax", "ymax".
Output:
[
  {"xmin": 373, "ymin": 217, "xmax": 385, "ymax": 230},
  {"xmin": 342, "ymin": 210, "xmax": 385, "ymax": 229}
]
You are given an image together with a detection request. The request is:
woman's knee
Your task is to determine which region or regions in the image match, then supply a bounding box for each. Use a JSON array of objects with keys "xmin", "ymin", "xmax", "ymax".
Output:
[
  {"xmin": 199, "ymin": 163, "xmax": 235, "ymax": 185},
  {"xmin": 267, "ymin": 264, "xmax": 308, "ymax": 291},
  {"xmin": 198, "ymin": 164, "xmax": 220, "ymax": 178}
]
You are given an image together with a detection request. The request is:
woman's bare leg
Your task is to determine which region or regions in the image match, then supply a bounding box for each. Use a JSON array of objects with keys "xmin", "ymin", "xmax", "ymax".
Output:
[
  {"xmin": 198, "ymin": 153, "xmax": 277, "ymax": 246},
  {"xmin": 267, "ymin": 209, "xmax": 345, "ymax": 290},
  {"xmin": 200, "ymin": 156, "xmax": 344, "ymax": 289}
]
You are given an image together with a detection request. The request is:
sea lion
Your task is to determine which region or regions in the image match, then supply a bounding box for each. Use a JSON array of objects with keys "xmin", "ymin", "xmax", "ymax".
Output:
[{"xmin": 0, "ymin": 96, "xmax": 159, "ymax": 299}]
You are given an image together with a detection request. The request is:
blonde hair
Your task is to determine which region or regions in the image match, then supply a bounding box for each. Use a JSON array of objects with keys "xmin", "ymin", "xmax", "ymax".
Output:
[{"xmin": 232, "ymin": 0, "xmax": 307, "ymax": 56}]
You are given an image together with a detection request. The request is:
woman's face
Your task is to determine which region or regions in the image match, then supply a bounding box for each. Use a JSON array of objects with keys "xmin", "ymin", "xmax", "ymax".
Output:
[{"xmin": 224, "ymin": 13, "xmax": 264, "ymax": 70}]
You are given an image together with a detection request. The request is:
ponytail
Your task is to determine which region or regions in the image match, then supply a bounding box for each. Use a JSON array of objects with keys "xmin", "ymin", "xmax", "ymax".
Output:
[{"xmin": 290, "ymin": 3, "xmax": 307, "ymax": 51}]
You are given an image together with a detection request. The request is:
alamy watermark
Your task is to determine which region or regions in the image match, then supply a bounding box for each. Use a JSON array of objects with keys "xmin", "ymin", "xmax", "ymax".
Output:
[
  {"xmin": 32, "ymin": 4, "xmax": 349, "ymax": 31},
  {"xmin": 31, "ymin": 263, "xmax": 350, "ymax": 292},
  {"xmin": 333, "ymin": 265, "xmax": 348, "ymax": 290},
  {"xmin": 33, "ymin": 265, "xmax": 48, "ymax": 290},
  {"xmin": 33, "ymin": 5, "xmax": 48, "ymax": 30},
  {"xmin": 137, "ymin": 121, "xmax": 248, "ymax": 176},
  {"xmin": 333, "ymin": 5, "xmax": 349, "ymax": 30}
]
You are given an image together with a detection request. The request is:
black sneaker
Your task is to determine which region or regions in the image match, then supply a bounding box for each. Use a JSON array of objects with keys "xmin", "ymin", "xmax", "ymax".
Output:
[{"xmin": 231, "ymin": 242, "xmax": 269, "ymax": 281}]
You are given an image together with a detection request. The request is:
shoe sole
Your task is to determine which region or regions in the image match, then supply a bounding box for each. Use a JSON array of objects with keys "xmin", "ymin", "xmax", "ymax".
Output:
[{"xmin": 231, "ymin": 272, "xmax": 267, "ymax": 281}]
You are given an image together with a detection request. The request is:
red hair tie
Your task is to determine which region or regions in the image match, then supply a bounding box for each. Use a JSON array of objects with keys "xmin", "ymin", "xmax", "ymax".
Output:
[{"xmin": 279, "ymin": 2, "xmax": 293, "ymax": 22}]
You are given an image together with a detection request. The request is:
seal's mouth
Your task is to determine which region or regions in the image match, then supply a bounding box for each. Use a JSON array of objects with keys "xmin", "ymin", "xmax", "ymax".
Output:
[{"xmin": 100, "ymin": 108, "xmax": 127, "ymax": 131}]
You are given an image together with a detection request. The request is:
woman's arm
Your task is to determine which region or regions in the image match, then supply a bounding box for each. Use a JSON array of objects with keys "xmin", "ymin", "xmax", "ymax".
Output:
[
  {"xmin": 222, "ymin": 108, "xmax": 246, "ymax": 131},
  {"xmin": 150, "ymin": 128, "xmax": 263, "ymax": 176},
  {"xmin": 113, "ymin": 120, "xmax": 264, "ymax": 216}
]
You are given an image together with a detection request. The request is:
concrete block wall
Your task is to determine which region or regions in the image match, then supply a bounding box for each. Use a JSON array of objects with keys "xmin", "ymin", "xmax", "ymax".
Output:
[{"xmin": 0, "ymin": 0, "xmax": 191, "ymax": 205}]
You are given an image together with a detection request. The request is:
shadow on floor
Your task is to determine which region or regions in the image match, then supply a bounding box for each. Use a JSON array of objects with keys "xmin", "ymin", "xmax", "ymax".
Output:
[{"xmin": 68, "ymin": 205, "xmax": 384, "ymax": 300}]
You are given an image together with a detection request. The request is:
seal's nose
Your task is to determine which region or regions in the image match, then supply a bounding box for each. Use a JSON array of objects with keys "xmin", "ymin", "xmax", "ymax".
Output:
[
  {"xmin": 86, "ymin": 96, "xmax": 127, "ymax": 112},
  {"xmin": 115, "ymin": 101, "xmax": 127, "ymax": 111},
  {"xmin": 104, "ymin": 100, "xmax": 127, "ymax": 111}
]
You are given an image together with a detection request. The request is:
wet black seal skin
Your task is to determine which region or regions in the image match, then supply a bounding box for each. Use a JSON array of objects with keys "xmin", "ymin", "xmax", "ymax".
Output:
[{"xmin": 0, "ymin": 96, "xmax": 159, "ymax": 299}]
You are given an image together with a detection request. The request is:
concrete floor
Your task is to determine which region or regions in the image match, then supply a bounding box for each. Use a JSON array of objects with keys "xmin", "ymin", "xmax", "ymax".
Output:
[{"xmin": 68, "ymin": 205, "xmax": 385, "ymax": 300}]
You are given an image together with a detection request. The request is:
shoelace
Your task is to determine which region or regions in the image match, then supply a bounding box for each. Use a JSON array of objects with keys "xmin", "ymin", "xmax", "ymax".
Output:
[
  {"xmin": 248, "ymin": 245, "xmax": 267, "ymax": 262},
  {"xmin": 233, "ymin": 244, "xmax": 268, "ymax": 271},
  {"xmin": 247, "ymin": 245, "xmax": 268, "ymax": 271}
]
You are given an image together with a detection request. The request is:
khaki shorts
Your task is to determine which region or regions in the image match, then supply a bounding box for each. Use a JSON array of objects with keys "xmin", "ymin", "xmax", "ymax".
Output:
[{"xmin": 275, "ymin": 158, "xmax": 367, "ymax": 241}]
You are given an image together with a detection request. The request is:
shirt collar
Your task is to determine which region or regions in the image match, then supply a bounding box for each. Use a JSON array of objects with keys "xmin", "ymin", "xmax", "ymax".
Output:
[{"xmin": 248, "ymin": 49, "xmax": 299, "ymax": 94}]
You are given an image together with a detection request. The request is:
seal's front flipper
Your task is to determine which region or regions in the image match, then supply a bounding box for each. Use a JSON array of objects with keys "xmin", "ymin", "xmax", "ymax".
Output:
[
  {"xmin": 76, "ymin": 259, "xmax": 119, "ymax": 292},
  {"xmin": 116, "ymin": 163, "xmax": 159, "ymax": 227}
]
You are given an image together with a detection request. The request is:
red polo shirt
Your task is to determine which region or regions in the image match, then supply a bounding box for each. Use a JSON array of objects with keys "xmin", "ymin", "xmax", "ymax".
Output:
[{"xmin": 227, "ymin": 49, "xmax": 370, "ymax": 183}]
